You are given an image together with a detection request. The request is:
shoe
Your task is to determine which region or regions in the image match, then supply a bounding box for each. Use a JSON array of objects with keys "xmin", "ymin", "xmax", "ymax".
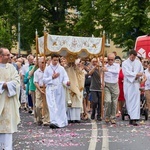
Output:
[
  {"xmin": 133, "ymin": 122, "xmax": 138, "ymax": 126},
  {"xmin": 74, "ymin": 120, "xmax": 80, "ymax": 123},
  {"xmin": 68, "ymin": 120, "xmax": 73, "ymax": 124},
  {"xmin": 37, "ymin": 121, "xmax": 43, "ymax": 126},
  {"xmin": 97, "ymin": 117, "xmax": 102, "ymax": 121},
  {"xmin": 31, "ymin": 110, "xmax": 34, "ymax": 115},
  {"xmin": 28, "ymin": 110, "xmax": 32, "ymax": 114},
  {"xmin": 49, "ymin": 123, "xmax": 59, "ymax": 129},
  {"xmin": 116, "ymin": 111, "xmax": 121, "ymax": 117},
  {"xmin": 105, "ymin": 118, "xmax": 110, "ymax": 123},
  {"xmin": 43, "ymin": 122, "xmax": 50, "ymax": 126},
  {"xmin": 129, "ymin": 120, "xmax": 138, "ymax": 126},
  {"xmin": 81, "ymin": 113, "xmax": 88, "ymax": 120},
  {"xmin": 91, "ymin": 114, "xmax": 95, "ymax": 120},
  {"xmin": 24, "ymin": 107, "xmax": 28, "ymax": 111},
  {"xmin": 34, "ymin": 118, "xmax": 37, "ymax": 124},
  {"xmin": 110, "ymin": 119, "xmax": 116, "ymax": 124}
]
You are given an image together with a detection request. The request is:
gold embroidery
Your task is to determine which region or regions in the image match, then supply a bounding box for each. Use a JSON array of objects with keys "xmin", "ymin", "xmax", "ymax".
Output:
[{"xmin": 53, "ymin": 42, "xmax": 57, "ymax": 46}]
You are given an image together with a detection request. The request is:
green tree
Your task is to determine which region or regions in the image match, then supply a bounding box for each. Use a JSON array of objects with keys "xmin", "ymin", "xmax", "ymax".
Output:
[
  {"xmin": 0, "ymin": 0, "xmax": 82, "ymax": 52},
  {"xmin": 0, "ymin": 18, "xmax": 12, "ymax": 49},
  {"xmin": 74, "ymin": 0, "xmax": 98, "ymax": 37},
  {"xmin": 110, "ymin": 0, "xmax": 150, "ymax": 51},
  {"xmin": 75, "ymin": 0, "xmax": 150, "ymax": 51},
  {"xmin": 1, "ymin": 0, "xmax": 150, "ymax": 52}
]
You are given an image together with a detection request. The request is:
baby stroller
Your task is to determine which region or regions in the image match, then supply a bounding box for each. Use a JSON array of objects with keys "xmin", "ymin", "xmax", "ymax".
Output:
[{"xmin": 122, "ymin": 87, "xmax": 148, "ymax": 121}]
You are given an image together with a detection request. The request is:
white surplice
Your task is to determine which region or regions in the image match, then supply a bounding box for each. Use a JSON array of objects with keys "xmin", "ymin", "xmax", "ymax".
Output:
[
  {"xmin": 0, "ymin": 63, "xmax": 20, "ymax": 150},
  {"xmin": 43, "ymin": 64, "xmax": 69, "ymax": 127},
  {"xmin": 0, "ymin": 134, "xmax": 12, "ymax": 150},
  {"xmin": 122, "ymin": 58, "xmax": 143, "ymax": 119}
]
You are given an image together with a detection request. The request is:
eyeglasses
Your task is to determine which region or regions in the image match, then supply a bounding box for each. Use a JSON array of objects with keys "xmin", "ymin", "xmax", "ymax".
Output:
[
  {"xmin": 108, "ymin": 59, "xmax": 114, "ymax": 61},
  {"xmin": 147, "ymin": 61, "xmax": 150, "ymax": 64},
  {"xmin": 144, "ymin": 61, "xmax": 148, "ymax": 63}
]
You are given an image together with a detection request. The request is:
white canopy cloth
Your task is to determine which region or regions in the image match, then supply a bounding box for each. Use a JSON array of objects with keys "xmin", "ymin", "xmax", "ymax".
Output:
[{"xmin": 38, "ymin": 34, "xmax": 103, "ymax": 58}]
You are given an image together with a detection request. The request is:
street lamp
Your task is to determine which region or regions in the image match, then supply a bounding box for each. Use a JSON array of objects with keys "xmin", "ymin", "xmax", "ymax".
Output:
[{"xmin": 18, "ymin": 0, "xmax": 21, "ymax": 57}]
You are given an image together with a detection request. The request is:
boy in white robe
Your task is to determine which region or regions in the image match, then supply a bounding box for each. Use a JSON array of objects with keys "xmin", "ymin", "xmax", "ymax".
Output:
[
  {"xmin": 43, "ymin": 54, "xmax": 70, "ymax": 129},
  {"xmin": 122, "ymin": 50, "xmax": 143, "ymax": 126},
  {"xmin": 0, "ymin": 48, "xmax": 20, "ymax": 150}
]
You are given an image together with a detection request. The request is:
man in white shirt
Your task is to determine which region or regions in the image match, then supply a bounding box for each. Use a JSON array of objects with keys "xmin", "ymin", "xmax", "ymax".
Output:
[
  {"xmin": 122, "ymin": 50, "xmax": 143, "ymax": 126},
  {"xmin": 102, "ymin": 53, "xmax": 120, "ymax": 124},
  {"xmin": 34, "ymin": 57, "xmax": 50, "ymax": 126}
]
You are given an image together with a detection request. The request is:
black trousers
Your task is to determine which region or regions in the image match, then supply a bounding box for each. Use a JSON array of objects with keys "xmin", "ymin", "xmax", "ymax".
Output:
[{"xmin": 90, "ymin": 91, "xmax": 101, "ymax": 118}]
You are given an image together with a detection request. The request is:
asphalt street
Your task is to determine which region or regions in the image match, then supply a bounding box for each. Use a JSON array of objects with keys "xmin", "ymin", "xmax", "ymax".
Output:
[{"xmin": 13, "ymin": 109, "xmax": 150, "ymax": 150}]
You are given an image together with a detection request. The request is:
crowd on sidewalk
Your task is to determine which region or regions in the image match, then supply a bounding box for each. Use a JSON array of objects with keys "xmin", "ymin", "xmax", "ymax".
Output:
[{"xmin": 1, "ymin": 47, "xmax": 150, "ymax": 149}]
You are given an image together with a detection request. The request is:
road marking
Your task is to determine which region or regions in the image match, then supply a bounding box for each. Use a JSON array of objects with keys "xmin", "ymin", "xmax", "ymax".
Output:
[
  {"xmin": 102, "ymin": 125, "xmax": 109, "ymax": 150},
  {"xmin": 88, "ymin": 120, "xmax": 98, "ymax": 150}
]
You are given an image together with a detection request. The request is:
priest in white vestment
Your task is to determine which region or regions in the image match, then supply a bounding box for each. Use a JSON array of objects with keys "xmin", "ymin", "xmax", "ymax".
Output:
[
  {"xmin": 43, "ymin": 54, "xmax": 70, "ymax": 129},
  {"xmin": 0, "ymin": 48, "xmax": 20, "ymax": 150},
  {"xmin": 122, "ymin": 50, "xmax": 143, "ymax": 126},
  {"xmin": 65, "ymin": 61, "xmax": 85, "ymax": 123}
]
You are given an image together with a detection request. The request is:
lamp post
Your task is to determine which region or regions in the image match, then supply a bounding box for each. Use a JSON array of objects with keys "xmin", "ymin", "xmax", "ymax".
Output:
[
  {"xmin": 18, "ymin": 22, "xmax": 20, "ymax": 57},
  {"xmin": 18, "ymin": 0, "xmax": 21, "ymax": 57}
]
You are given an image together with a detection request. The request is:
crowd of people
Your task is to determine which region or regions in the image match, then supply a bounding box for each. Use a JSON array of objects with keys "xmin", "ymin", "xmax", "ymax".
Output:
[{"xmin": 0, "ymin": 47, "xmax": 150, "ymax": 149}]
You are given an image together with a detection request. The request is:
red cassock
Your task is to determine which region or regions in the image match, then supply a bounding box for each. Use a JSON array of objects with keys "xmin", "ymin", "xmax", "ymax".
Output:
[{"xmin": 118, "ymin": 69, "xmax": 125, "ymax": 101}]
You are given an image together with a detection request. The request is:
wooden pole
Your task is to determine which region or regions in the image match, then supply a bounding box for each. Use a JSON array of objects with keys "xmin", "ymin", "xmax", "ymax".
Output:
[
  {"xmin": 42, "ymin": 27, "xmax": 47, "ymax": 117},
  {"xmin": 35, "ymin": 29, "xmax": 39, "ymax": 65},
  {"xmin": 43, "ymin": 27, "xmax": 47, "ymax": 66},
  {"xmin": 101, "ymin": 31, "xmax": 105, "ymax": 119}
]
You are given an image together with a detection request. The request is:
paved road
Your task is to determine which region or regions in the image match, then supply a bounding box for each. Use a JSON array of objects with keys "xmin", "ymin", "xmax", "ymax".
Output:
[{"xmin": 13, "ymin": 110, "xmax": 150, "ymax": 150}]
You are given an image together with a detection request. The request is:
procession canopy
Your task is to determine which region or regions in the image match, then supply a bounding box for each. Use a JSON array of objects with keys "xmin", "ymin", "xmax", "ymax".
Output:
[{"xmin": 38, "ymin": 34, "xmax": 103, "ymax": 62}]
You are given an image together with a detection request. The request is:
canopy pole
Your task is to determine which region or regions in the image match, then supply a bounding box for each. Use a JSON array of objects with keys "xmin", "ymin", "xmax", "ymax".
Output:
[
  {"xmin": 101, "ymin": 31, "xmax": 105, "ymax": 119},
  {"xmin": 35, "ymin": 29, "xmax": 39, "ymax": 65},
  {"xmin": 42, "ymin": 26, "xmax": 47, "ymax": 117}
]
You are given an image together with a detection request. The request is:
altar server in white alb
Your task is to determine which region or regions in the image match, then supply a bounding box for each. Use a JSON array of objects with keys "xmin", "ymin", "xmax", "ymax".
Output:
[
  {"xmin": 0, "ymin": 47, "xmax": 20, "ymax": 150},
  {"xmin": 43, "ymin": 54, "xmax": 70, "ymax": 129},
  {"xmin": 122, "ymin": 50, "xmax": 143, "ymax": 126}
]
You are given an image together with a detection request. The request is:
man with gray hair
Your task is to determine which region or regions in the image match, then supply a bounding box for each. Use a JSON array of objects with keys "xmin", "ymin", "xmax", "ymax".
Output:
[
  {"xmin": 102, "ymin": 53, "xmax": 120, "ymax": 124},
  {"xmin": 0, "ymin": 47, "xmax": 20, "ymax": 150},
  {"xmin": 34, "ymin": 57, "xmax": 50, "ymax": 126},
  {"xmin": 89, "ymin": 58, "xmax": 102, "ymax": 121}
]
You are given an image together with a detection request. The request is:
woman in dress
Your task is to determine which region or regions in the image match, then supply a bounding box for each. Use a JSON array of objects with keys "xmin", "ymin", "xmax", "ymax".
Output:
[{"xmin": 115, "ymin": 58, "xmax": 125, "ymax": 117}]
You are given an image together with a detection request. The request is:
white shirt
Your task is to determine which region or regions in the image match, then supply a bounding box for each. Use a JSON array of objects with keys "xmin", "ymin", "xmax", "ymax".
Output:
[
  {"xmin": 144, "ymin": 69, "xmax": 150, "ymax": 90},
  {"xmin": 34, "ymin": 68, "xmax": 44, "ymax": 87},
  {"xmin": 104, "ymin": 63, "xmax": 120, "ymax": 83},
  {"xmin": 21, "ymin": 63, "xmax": 29, "ymax": 76}
]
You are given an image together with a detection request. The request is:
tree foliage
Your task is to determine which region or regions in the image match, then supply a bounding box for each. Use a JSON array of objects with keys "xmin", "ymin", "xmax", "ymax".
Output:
[
  {"xmin": 0, "ymin": 19, "xmax": 12, "ymax": 49},
  {"xmin": 110, "ymin": 0, "xmax": 150, "ymax": 51},
  {"xmin": 0, "ymin": 0, "xmax": 81, "ymax": 51},
  {"xmin": 0, "ymin": 0, "xmax": 150, "ymax": 52},
  {"xmin": 75, "ymin": 0, "xmax": 150, "ymax": 51}
]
